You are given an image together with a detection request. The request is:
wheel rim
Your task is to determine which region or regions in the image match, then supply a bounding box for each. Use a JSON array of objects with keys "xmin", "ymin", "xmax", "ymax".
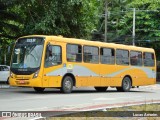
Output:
[
  {"xmin": 124, "ymin": 79, "xmax": 129, "ymax": 89},
  {"xmin": 64, "ymin": 79, "xmax": 72, "ymax": 91}
]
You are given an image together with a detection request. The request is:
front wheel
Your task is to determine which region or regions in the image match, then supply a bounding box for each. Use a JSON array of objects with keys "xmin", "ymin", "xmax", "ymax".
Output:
[
  {"xmin": 117, "ymin": 77, "xmax": 131, "ymax": 92},
  {"xmin": 34, "ymin": 87, "xmax": 45, "ymax": 93},
  {"xmin": 61, "ymin": 76, "xmax": 73, "ymax": 94},
  {"xmin": 95, "ymin": 87, "xmax": 108, "ymax": 92}
]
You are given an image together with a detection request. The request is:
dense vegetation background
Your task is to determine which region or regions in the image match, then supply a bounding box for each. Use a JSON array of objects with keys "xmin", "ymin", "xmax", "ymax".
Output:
[{"xmin": 0, "ymin": 0, "xmax": 160, "ymax": 65}]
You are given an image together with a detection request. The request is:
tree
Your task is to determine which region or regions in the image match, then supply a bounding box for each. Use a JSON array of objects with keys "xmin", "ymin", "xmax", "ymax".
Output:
[
  {"xmin": 94, "ymin": 0, "xmax": 132, "ymax": 42},
  {"xmin": 0, "ymin": 0, "xmax": 22, "ymax": 64},
  {"xmin": 97, "ymin": 0, "xmax": 160, "ymax": 44},
  {"xmin": 123, "ymin": 0, "xmax": 160, "ymax": 41},
  {"xmin": 0, "ymin": 0, "xmax": 101, "ymax": 64},
  {"xmin": 96, "ymin": 0, "xmax": 160, "ymax": 59},
  {"xmin": 17, "ymin": 0, "xmax": 101, "ymax": 39}
]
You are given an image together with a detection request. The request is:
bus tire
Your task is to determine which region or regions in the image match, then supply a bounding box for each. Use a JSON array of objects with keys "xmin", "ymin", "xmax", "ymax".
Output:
[
  {"xmin": 34, "ymin": 87, "xmax": 45, "ymax": 93},
  {"xmin": 117, "ymin": 77, "xmax": 131, "ymax": 92},
  {"xmin": 95, "ymin": 87, "xmax": 108, "ymax": 92},
  {"xmin": 61, "ymin": 76, "xmax": 73, "ymax": 94}
]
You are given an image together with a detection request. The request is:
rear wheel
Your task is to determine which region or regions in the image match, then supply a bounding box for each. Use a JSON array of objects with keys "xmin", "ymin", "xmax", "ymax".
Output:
[
  {"xmin": 117, "ymin": 77, "xmax": 131, "ymax": 92},
  {"xmin": 95, "ymin": 87, "xmax": 108, "ymax": 92},
  {"xmin": 34, "ymin": 87, "xmax": 45, "ymax": 93},
  {"xmin": 61, "ymin": 76, "xmax": 73, "ymax": 93}
]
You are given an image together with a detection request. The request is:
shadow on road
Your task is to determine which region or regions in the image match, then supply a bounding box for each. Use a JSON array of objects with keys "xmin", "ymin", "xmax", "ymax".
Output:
[
  {"xmin": 7, "ymin": 88, "xmax": 155, "ymax": 95},
  {"xmin": 0, "ymin": 82, "xmax": 155, "ymax": 94}
]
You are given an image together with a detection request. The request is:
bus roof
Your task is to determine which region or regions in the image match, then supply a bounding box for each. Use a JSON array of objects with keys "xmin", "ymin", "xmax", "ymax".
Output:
[{"xmin": 19, "ymin": 35, "xmax": 155, "ymax": 53}]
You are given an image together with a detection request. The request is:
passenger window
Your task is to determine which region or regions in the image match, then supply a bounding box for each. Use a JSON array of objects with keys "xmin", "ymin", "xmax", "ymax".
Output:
[
  {"xmin": 67, "ymin": 44, "xmax": 82, "ymax": 62},
  {"xmin": 45, "ymin": 45, "xmax": 62, "ymax": 67},
  {"xmin": 83, "ymin": 46, "xmax": 99, "ymax": 63},
  {"xmin": 143, "ymin": 52, "xmax": 155, "ymax": 67},
  {"xmin": 116, "ymin": 49, "xmax": 129, "ymax": 65},
  {"xmin": 130, "ymin": 51, "xmax": 142, "ymax": 66},
  {"xmin": 100, "ymin": 48, "xmax": 115, "ymax": 64}
]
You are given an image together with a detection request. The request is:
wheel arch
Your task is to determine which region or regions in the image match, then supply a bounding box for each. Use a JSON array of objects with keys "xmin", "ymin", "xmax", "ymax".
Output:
[{"xmin": 62, "ymin": 73, "xmax": 76, "ymax": 87}]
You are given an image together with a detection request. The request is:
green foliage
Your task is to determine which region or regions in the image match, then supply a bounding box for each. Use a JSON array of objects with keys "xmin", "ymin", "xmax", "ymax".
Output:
[
  {"xmin": 97, "ymin": 0, "xmax": 160, "ymax": 44},
  {"xmin": 0, "ymin": 0, "xmax": 22, "ymax": 65},
  {"xmin": 0, "ymin": 0, "xmax": 100, "ymax": 64},
  {"xmin": 128, "ymin": 0, "xmax": 160, "ymax": 40},
  {"xmin": 0, "ymin": 0, "xmax": 22, "ymax": 37},
  {"xmin": 18, "ymin": 0, "xmax": 100, "ymax": 39},
  {"xmin": 1, "ymin": 0, "xmax": 160, "ymax": 64}
]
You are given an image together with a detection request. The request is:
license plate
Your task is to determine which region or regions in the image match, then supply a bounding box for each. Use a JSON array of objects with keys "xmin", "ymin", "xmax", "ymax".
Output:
[{"xmin": 19, "ymin": 80, "xmax": 25, "ymax": 84}]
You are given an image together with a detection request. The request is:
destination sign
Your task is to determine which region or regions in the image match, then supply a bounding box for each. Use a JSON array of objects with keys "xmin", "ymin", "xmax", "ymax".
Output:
[{"xmin": 17, "ymin": 37, "xmax": 44, "ymax": 44}]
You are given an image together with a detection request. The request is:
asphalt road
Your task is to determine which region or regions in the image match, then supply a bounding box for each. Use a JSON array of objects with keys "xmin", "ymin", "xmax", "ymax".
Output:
[{"xmin": 0, "ymin": 83, "xmax": 160, "ymax": 113}]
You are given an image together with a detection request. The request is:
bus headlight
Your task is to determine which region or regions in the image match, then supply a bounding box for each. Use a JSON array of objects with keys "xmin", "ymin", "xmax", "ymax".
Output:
[{"xmin": 33, "ymin": 70, "xmax": 39, "ymax": 78}]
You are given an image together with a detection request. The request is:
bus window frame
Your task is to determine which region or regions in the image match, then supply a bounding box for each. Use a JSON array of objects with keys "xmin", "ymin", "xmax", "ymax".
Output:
[
  {"xmin": 44, "ymin": 44, "xmax": 62, "ymax": 68},
  {"xmin": 83, "ymin": 45, "xmax": 99, "ymax": 64},
  {"xmin": 100, "ymin": 47, "xmax": 115, "ymax": 65},
  {"xmin": 66, "ymin": 43, "xmax": 82, "ymax": 63},
  {"xmin": 116, "ymin": 49, "xmax": 129, "ymax": 66},
  {"xmin": 143, "ymin": 52, "xmax": 155, "ymax": 67},
  {"xmin": 130, "ymin": 50, "xmax": 143, "ymax": 66}
]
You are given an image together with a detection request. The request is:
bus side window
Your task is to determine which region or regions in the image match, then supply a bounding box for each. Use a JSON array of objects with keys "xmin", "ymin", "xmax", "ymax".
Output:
[
  {"xmin": 83, "ymin": 46, "xmax": 99, "ymax": 63},
  {"xmin": 143, "ymin": 52, "xmax": 155, "ymax": 67},
  {"xmin": 116, "ymin": 49, "xmax": 129, "ymax": 65},
  {"xmin": 130, "ymin": 51, "xmax": 142, "ymax": 66},
  {"xmin": 100, "ymin": 47, "xmax": 115, "ymax": 64},
  {"xmin": 67, "ymin": 44, "xmax": 82, "ymax": 62},
  {"xmin": 45, "ymin": 45, "xmax": 62, "ymax": 67}
]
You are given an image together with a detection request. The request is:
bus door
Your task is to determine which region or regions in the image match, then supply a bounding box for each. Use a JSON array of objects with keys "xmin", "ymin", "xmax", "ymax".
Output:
[{"xmin": 43, "ymin": 42, "xmax": 63, "ymax": 87}]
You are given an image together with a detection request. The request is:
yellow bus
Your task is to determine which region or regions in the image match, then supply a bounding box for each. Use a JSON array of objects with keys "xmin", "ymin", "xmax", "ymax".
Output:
[{"xmin": 9, "ymin": 35, "xmax": 156, "ymax": 93}]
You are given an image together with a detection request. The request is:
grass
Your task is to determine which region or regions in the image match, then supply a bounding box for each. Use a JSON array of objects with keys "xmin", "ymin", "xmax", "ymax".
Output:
[{"xmin": 44, "ymin": 103, "xmax": 160, "ymax": 120}]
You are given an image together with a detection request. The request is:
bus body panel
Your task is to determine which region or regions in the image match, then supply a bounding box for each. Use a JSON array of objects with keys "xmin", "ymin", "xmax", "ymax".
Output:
[{"xmin": 9, "ymin": 74, "xmax": 43, "ymax": 87}]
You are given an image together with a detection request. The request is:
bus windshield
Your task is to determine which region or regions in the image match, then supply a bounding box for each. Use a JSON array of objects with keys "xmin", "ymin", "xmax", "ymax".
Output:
[{"xmin": 11, "ymin": 37, "xmax": 44, "ymax": 74}]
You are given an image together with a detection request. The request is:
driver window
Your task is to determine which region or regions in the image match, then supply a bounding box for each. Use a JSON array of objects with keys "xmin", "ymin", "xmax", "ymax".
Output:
[{"xmin": 45, "ymin": 45, "xmax": 62, "ymax": 67}]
